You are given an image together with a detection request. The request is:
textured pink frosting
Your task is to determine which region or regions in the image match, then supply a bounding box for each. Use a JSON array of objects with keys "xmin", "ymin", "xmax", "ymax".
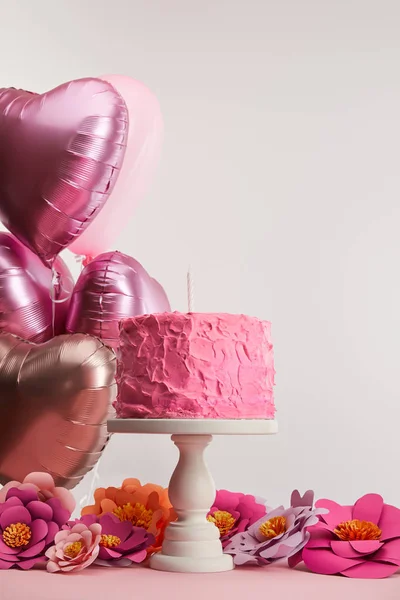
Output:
[{"xmin": 115, "ymin": 312, "xmax": 275, "ymax": 419}]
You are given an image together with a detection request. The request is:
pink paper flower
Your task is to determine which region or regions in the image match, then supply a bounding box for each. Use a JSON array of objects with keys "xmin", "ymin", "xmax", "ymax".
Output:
[
  {"xmin": 0, "ymin": 486, "xmax": 71, "ymax": 570},
  {"xmin": 224, "ymin": 490, "xmax": 323, "ymax": 566},
  {"xmin": 45, "ymin": 522, "xmax": 101, "ymax": 573},
  {"xmin": 303, "ymin": 493, "xmax": 400, "ymax": 579},
  {"xmin": 77, "ymin": 513, "xmax": 155, "ymax": 566},
  {"xmin": 0, "ymin": 472, "xmax": 75, "ymax": 515},
  {"xmin": 207, "ymin": 490, "xmax": 267, "ymax": 547}
]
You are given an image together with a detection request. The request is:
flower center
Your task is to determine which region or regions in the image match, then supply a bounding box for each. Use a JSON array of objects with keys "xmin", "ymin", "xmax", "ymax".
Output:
[
  {"xmin": 2, "ymin": 523, "xmax": 32, "ymax": 548},
  {"xmin": 113, "ymin": 502, "xmax": 153, "ymax": 529},
  {"xmin": 259, "ymin": 516, "xmax": 287, "ymax": 538},
  {"xmin": 207, "ymin": 511, "xmax": 237, "ymax": 536},
  {"xmin": 100, "ymin": 534, "xmax": 121, "ymax": 548},
  {"xmin": 334, "ymin": 519, "xmax": 382, "ymax": 541},
  {"xmin": 64, "ymin": 541, "xmax": 83, "ymax": 558}
]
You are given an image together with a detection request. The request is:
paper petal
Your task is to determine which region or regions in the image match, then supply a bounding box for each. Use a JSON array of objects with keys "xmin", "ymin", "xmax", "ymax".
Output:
[
  {"xmin": 330, "ymin": 541, "xmax": 362, "ymax": 559},
  {"xmin": 45, "ymin": 546, "xmax": 57, "ymax": 561},
  {"xmin": 291, "ymin": 490, "xmax": 314, "ymax": 509},
  {"xmin": 288, "ymin": 551, "xmax": 303, "ymax": 568},
  {"xmin": 0, "ymin": 505, "xmax": 32, "ymax": 529},
  {"xmin": 233, "ymin": 553, "xmax": 261, "ymax": 566},
  {"xmin": 0, "ymin": 538, "xmax": 19, "ymax": 555},
  {"xmin": 47, "ymin": 560, "xmax": 61, "ymax": 573},
  {"xmin": 352, "ymin": 494, "xmax": 384, "ymax": 525},
  {"xmin": 342, "ymin": 561, "xmax": 399, "ymax": 579},
  {"xmin": 349, "ymin": 540, "xmax": 382, "ymax": 555},
  {"xmin": 45, "ymin": 521, "xmax": 60, "ymax": 545},
  {"xmin": 303, "ymin": 547, "xmax": 362, "ymax": 575},
  {"xmin": 0, "ymin": 558, "xmax": 13, "ymax": 570},
  {"xmin": 306, "ymin": 526, "xmax": 334, "ymax": 549},
  {"xmin": 0, "ymin": 482, "xmax": 19, "ymax": 503},
  {"xmin": 28, "ymin": 519, "xmax": 48, "ymax": 546},
  {"xmin": 0, "ymin": 497, "xmax": 23, "ymax": 515},
  {"xmin": 18, "ymin": 539, "xmax": 46, "ymax": 558},
  {"xmin": 25, "ymin": 501, "xmax": 53, "ymax": 522},
  {"xmin": 125, "ymin": 548, "xmax": 147, "ymax": 563},
  {"xmin": 6, "ymin": 488, "xmax": 38, "ymax": 505},
  {"xmin": 46, "ymin": 499, "xmax": 70, "ymax": 527},
  {"xmin": 17, "ymin": 557, "xmax": 41, "ymax": 570},
  {"xmin": 0, "ymin": 552, "xmax": 18, "ymax": 562},
  {"xmin": 103, "ymin": 548, "xmax": 121, "ymax": 559},
  {"xmin": 53, "ymin": 488, "xmax": 76, "ymax": 515},
  {"xmin": 374, "ymin": 538, "xmax": 400, "ymax": 563},
  {"xmin": 378, "ymin": 504, "xmax": 400, "ymax": 541},
  {"xmin": 315, "ymin": 500, "xmax": 352, "ymax": 529},
  {"xmin": 258, "ymin": 543, "xmax": 283, "ymax": 560}
]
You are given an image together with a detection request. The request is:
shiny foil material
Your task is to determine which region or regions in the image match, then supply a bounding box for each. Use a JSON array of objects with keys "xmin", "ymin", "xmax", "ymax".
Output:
[
  {"xmin": 66, "ymin": 251, "xmax": 170, "ymax": 350},
  {"xmin": 0, "ymin": 232, "xmax": 72, "ymax": 341},
  {"xmin": 69, "ymin": 74, "xmax": 164, "ymax": 258},
  {"xmin": 0, "ymin": 333, "xmax": 116, "ymax": 489},
  {"xmin": 0, "ymin": 78, "xmax": 128, "ymax": 266}
]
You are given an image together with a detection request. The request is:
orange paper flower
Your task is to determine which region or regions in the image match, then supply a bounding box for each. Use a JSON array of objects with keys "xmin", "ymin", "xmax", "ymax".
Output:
[{"xmin": 81, "ymin": 478, "xmax": 176, "ymax": 552}]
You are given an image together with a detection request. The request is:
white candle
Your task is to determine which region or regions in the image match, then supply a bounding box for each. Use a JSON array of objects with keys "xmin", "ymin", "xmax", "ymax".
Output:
[{"xmin": 187, "ymin": 266, "xmax": 194, "ymax": 312}]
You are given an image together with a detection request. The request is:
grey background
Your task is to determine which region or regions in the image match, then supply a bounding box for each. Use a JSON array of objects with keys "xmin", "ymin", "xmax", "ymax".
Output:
[{"xmin": 1, "ymin": 0, "xmax": 399, "ymax": 507}]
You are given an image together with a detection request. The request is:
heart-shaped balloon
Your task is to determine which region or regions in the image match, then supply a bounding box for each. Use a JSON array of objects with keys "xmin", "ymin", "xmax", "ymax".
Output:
[
  {"xmin": 0, "ymin": 332, "xmax": 116, "ymax": 489},
  {"xmin": 66, "ymin": 251, "xmax": 170, "ymax": 350},
  {"xmin": 69, "ymin": 75, "xmax": 163, "ymax": 258},
  {"xmin": 0, "ymin": 232, "xmax": 72, "ymax": 341},
  {"xmin": 0, "ymin": 78, "xmax": 128, "ymax": 266}
]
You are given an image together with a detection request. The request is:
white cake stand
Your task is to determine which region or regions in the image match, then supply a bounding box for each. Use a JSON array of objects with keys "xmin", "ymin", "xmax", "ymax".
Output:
[{"xmin": 107, "ymin": 418, "xmax": 278, "ymax": 573}]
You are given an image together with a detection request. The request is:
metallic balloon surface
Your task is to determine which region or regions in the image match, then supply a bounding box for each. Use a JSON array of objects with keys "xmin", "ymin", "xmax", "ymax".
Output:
[
  {"xmin": 0, "ymin": 333, "xmax": 116, "ymax": 489},
  {"xmin": 69, "ymin": 74, "xmax": 163, "ymax": 258},
  {"xmin": 0, "ymin": 78, "xmax": 128, "ymax": 266},
  {"xmin": 0, "ymin": 232, "xmax": 72, "ymax": 341},
  {"xmin": 66, "ymin": 251, "xmax": 170, "ymax": 349}
]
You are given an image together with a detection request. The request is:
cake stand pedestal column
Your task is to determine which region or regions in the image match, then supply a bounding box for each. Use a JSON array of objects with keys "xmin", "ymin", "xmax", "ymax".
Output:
[
  {"xmin": 107, "ymin": 419, "xmax": 278, "ymax": 573},
  {"xmin": 152, "ymin": 433, "xmax": 232, "ymax": 573}
]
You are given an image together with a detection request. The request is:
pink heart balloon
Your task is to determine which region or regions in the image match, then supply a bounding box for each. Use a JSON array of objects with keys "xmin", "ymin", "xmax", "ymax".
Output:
[
  {"xmin": 0, "ymin": 232, "xmax": 72, "ymax": 341},
  {"xmin": 69, "ymin": 75, "xmax": 163, "ymax": 258},
  {"xmin": 66, "ymin": 251, "xmax": 170, "ymax": 350},
  {"xmin": 0, "ymin": 78, "xmax": 128, "ymax": 266}
]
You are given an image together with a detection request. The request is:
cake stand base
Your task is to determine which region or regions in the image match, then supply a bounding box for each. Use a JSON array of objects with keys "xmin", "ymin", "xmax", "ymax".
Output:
[
  {"xmin": 150, "ymin": 552, "xmax": 235, "ymax": 573},
  {"xmin": 107, "ymin": 419, "xmax": 278, "ymax": 573}
]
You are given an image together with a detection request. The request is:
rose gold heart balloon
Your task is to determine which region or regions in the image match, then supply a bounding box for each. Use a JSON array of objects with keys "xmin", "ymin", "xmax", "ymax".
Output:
[
  {"xmin": 0, "ymin": 78, "xmax": 128, "ymax": 266},
  {"xmin": 0, "ymin": 333, "xmax": 116, "ymax": 489}
]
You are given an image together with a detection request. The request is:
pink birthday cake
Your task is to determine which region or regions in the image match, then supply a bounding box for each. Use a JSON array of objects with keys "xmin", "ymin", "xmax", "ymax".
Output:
[{"xmin": 115, "ymin": 312, "xmax": 275, "ymax": 419}]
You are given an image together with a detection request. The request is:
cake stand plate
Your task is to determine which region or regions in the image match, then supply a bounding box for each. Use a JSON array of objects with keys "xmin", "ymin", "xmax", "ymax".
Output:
[
  {"xmin": 108, "ymin": 418, "xmax": 278, "ymax": 435},
  {"xmin": 107, "ymin": 418, "xmax": 278, "ymax": 573}
]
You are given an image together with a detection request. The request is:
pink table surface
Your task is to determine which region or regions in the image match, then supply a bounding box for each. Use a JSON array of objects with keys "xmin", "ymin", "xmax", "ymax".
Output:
[{"xmin": 1, "ymin": 563, "xmax": 400, "ymax": 600}]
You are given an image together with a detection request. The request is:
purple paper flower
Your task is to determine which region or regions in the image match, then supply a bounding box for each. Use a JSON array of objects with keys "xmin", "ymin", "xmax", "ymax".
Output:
[
  {"xmin": 0, "ymin": 486, "xmax": 71, "ymax": 570},
  {"xmin": 207, "ymin": 490, "xmax": 267, "ymax": 547},
  {"xmin": 224, "ymin": 490, "xmax": 324, "ymax": 566},
  {"xmin": 77, "ymin": 513, "xmax": 155, "ymax": 567}
]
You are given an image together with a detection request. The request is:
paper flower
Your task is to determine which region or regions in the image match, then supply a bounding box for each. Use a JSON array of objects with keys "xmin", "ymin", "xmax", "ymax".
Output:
[
  {"xmin": 81, "ymin": 478, "xmax": 176, "ymax": 552},
  {"xmin": 0, "ymin": 486, "xmax": 71, "ymax": 570},
  {"xmin": 0, "ymin": 472, "xmax": 75, "ymax": 515},
  {"xmin": 45, "ymin": 522, "xmax": 101, "ymax": 573},
  {"xmin": 302, "ymin": 493, "xmax": 400, "ymax": 578},
  {"xmin": 207, "ymin": 490, "xmax": 267, "ymax": 546},
  {"xmin": 76, "ymin": 513, "xmax": 155, "ymax": 567},
  {"xmin": 224, "ymin": 490, "xmax": 323, "ymax": 566}
]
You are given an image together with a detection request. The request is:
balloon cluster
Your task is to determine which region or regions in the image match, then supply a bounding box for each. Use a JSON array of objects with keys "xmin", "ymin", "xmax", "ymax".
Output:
[{"xmin": 0, "ymin": 75, "xmax": 169, "ymax": 488}]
